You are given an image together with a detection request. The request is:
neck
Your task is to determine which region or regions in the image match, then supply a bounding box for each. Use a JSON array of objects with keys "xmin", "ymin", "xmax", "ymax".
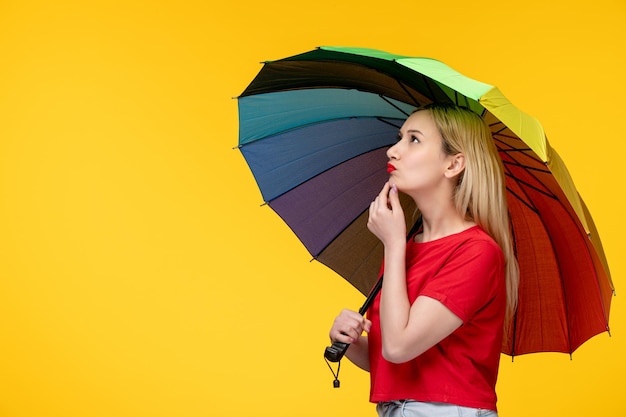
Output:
[
  {"xmin": 407, "ymin": 181, "xmax": 474, "ymax": 242},
  {"xmin": 416, "ymin": 203, "xmax": 475, "ymax": 243}
]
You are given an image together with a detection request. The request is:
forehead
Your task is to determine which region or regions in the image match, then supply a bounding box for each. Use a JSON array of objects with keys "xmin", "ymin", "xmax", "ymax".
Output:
[{"xmin": 401, "ymin": 110, "xmax": 438, "ymax": 133}]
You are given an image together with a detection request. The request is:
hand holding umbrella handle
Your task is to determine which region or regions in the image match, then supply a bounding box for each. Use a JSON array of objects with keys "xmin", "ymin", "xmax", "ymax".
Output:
[{"xmin": 323, "ymin": 277, "xmax": 383, "ymax": 362}]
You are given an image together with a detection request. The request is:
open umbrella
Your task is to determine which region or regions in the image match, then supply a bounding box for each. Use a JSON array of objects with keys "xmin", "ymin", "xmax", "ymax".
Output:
[{"xmin": 236, "ymin": 46, "xmax": 614, "ymax": 357}]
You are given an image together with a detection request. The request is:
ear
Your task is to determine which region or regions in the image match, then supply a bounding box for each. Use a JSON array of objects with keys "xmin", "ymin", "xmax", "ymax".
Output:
[{"xmin": 444, "ymin": 153, "xmax": 465, "ymax": 179}]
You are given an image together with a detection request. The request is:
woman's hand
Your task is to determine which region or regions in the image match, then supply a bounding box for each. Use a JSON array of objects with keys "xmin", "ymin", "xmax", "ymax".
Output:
[
  {"xmin": 329, "ymin": 309, "xmax": 371, "ymax": 344},
  {"xmin": 367, "ymin": 182, "xmax": 406, "ymax": 249},
  {"xmin": 329, "ymin": 309, "xmax": 372, "ymax": 371}
]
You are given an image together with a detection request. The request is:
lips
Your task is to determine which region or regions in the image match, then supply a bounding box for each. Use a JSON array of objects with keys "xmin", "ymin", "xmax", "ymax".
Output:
[{"xmin": 386, "ymin": 163, "xmax": 396, "ymax": 173}]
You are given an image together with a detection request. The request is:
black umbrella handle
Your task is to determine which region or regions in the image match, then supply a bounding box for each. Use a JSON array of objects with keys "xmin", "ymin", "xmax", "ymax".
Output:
[
  {"xmin": 323, "ymin": 341, "xmax": 351, "ymax": 363},
  {"xmin": 323, "ymin": 216, "xmax": 422, "ymax": 363}
]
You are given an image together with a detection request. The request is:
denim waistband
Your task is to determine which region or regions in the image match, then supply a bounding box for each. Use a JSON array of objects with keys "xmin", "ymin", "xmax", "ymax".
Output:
[{"xmin": 376, "ymin": 400, "xmax": 497, "ymax": 417}]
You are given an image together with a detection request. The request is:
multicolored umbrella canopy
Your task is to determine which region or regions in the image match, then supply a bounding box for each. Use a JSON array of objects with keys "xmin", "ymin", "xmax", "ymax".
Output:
[{"xmin": 236, "ymin": 46, "xmax": 614, "ymax": 356}]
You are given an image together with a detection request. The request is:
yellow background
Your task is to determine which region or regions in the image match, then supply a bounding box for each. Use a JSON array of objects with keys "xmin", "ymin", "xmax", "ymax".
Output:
[{"xmin": 1, "ymin": 0, "xmax": 624, "ymax": 416}]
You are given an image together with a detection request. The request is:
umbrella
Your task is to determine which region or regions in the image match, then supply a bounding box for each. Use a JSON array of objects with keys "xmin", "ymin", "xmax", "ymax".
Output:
[{"xmin": 236, "ymin": 46, "xmax": 614, "ymax": 357}]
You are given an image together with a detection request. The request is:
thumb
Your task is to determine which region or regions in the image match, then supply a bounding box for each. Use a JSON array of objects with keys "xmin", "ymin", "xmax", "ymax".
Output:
[{"xmin": 363, "ymin": 318, "xmax": 372, "ymax": 333}]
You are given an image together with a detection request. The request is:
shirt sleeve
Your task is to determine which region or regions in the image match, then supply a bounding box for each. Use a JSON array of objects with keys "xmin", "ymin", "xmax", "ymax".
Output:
[{"xmin": 419, "ymin": 239, "xmax": 505, "ymax": 323}]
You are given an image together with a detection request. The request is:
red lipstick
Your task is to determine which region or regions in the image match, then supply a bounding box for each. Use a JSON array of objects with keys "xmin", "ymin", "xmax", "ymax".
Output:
[{"xmin": 387, "ymin": 163, "xmax": 396, "ymax": 173}]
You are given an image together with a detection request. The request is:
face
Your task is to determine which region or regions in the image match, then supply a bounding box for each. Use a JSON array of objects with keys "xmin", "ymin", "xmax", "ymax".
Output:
[{"xmin": 386, "ymin": 110, "xmax": 456, "ymax": 195}]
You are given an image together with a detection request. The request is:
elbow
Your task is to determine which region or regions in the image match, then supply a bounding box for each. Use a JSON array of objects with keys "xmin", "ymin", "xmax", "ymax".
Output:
[{"xmin": 381, "ymin": 343, "xmax": 414, "ymax": 364}]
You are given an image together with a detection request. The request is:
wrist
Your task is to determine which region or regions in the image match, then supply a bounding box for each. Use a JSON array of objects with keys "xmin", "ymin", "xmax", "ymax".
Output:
[{"xmin": 384, "ymin": 239, "xmax": 406, "ymax": 254}]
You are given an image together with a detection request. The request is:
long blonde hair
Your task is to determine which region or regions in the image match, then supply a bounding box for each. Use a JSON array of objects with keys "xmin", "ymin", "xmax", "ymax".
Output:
[{"xmin": 418, "ymin": 103, "xmax": 519, "ymax": 324}]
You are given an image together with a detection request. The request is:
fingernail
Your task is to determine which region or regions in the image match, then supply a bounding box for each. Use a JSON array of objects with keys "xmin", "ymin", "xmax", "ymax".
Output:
[{"xmin": 391, "ymin": 184, "xmax": 397, "ymax": 193}]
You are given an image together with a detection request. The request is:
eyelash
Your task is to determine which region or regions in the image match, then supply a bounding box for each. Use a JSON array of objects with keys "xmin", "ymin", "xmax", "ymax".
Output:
[{"xmin": 396, "ymin": 133, "xmax": 420, "ymax": 143}]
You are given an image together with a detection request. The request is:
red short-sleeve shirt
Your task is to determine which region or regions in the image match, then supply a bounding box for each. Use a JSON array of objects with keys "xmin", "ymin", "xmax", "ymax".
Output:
[{"xmin": 367, "ymin": 226, "xmax": 506, "ymax": 411}]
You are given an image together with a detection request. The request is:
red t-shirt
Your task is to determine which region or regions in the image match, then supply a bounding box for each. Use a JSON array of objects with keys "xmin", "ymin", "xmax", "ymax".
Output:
[{"xmin": 367, "ymin": 226, "xmax": 506, "ymax": 411}]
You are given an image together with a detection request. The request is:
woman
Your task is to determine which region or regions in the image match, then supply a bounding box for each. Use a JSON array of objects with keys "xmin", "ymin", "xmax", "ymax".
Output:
[{"xmin": 329, "ymin": 103, "xmax": 519, "ymax": 417}]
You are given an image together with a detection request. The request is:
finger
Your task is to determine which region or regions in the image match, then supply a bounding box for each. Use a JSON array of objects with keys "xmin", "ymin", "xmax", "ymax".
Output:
[
  {"xmin": 372, "ymin": 196, "xmax": 379, "ymax": 210},
  {"xmin": 368, "ymin": 199, "xmax": 376, "ymax": 224},
  {"xmin": 332, "ymin": 310, "xmax": 364, "ymax": 333},
  {"xmin": 379, "ymin": 181, "xmax": 390, "ymax": 195},
  {"xmin": 331, "ymin": 325, "xmax": 360, "ymax": 343},
  {"xmin": 388, "ymin": 183, "xmax": 401, "ymax": 210},
  {"xmin": 335, "ymin": 314, "xmax": 368, "ymax": 341},
  {"xmin": 377, "ymin": 182, "xmax": 390, "ymax": 208}
]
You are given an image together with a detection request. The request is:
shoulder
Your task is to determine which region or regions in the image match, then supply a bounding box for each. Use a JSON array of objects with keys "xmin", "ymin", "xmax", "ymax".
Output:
[
  {"xmin": 420, "ymin": 227, "xmax": 505, "ymax": 321},
  {"xmin": 446, "ymin": 227, "xmax": 505, "ymax": 278},
  {"xmin": 451, "ymin": 226, "xmax": 502, "ymax": 257}
]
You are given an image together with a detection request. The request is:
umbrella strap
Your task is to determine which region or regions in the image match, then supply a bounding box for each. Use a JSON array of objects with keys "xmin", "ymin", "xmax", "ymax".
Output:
[{"xmin": 324, "ymin": 356, "xmax": 341, "ymax": 388}]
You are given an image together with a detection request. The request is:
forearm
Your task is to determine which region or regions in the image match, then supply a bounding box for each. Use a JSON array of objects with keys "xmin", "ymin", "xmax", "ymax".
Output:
[
  {"xmin": 345, "ymin": 336, "xmax": 370, "ymax": 372},
  {"xmin": 379, "ymin": 248, "xmax": 464, "ymax": 363},
  {"xmin": 379, "ymin": 243, "xmax": 411, "ymax": 360}
]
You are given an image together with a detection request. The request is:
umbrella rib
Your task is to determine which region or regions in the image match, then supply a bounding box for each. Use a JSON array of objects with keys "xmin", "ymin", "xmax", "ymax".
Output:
[
  {"xmin": 311, "ymin": 209, "xmax": 373, "ymax": 270},
  {"xmin": 504, "ymin": 173, "xmax": 556, "ymax": 201},
  {"xmin": 379, "ymin": 95, "xmax": 412, "ymax": 117},
  {"xmin": 489, "ymin": 121, "xmax": 510, "ymax": 136},
  {"xmin": 501, "ymin": 149, "xmax": 558, "ymax": 216},
  {"xmin": 502, "ymin": 159, "xmax": 550, "ymax": 174},
  {"xmin": 498, "ymin": 148, "xmax": 533, "ymax": 154},
  {"xmin": 493, "ymin": 136, "xmax": 543, "ymax": 164},
  {"xmin": 375, "ymin": 116, "xmax": 404, "ymax": 130},
  {"xmin": 504, "ymin": 186, "xmax": 540, "ymax": 214},
  {"xmin": 394, "ymin": 80, "xmax": 423, "ymax": 107},
  {"xmin": 454, "ymin": 90, "xmax": 471, "ymax": 108},
  {"xmin": 419, "ymin": 73, "xmax": 440, "ymax": 103}
]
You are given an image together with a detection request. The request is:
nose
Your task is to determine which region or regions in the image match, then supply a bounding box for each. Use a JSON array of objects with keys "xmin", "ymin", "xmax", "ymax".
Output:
[{"xmin": 387, "ymin": 141, "xmax": 399, "ymax": 160}]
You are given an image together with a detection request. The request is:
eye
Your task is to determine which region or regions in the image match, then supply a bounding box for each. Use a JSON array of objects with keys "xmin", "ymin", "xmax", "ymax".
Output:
[{"xmin": 410, "ymin": 134, "xmax": 420, "ymax": 143}]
